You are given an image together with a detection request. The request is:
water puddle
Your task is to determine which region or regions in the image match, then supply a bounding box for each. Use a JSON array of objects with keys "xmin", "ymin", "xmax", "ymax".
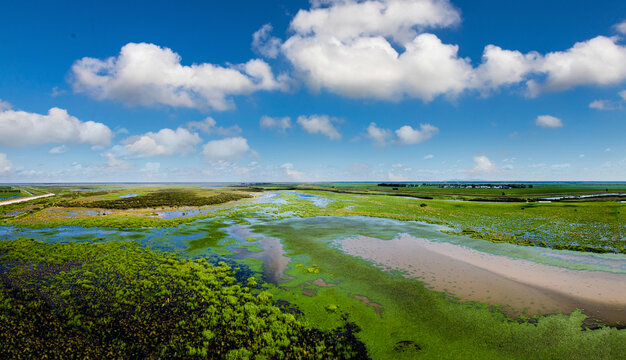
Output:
[{"xmin": 155, "ymin": 207, "xmax": 213, "ymax": 219}]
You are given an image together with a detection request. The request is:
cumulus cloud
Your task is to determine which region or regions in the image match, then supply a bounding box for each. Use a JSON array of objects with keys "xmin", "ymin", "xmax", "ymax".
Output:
[
  {"xmin": 614, "ymin": 20, "xmax": 626, "ymax": 35},
  {"xmin": 620, "ymin": 90, "xmax": 626, "ymax": 101},
  {"xmin": 364, "ymin": 122, "xmax": 438, "ymax": 146},
  {"xmin": 0, "ymin": 153, "xmax": 12, "ymax": 175},
  {"xmin": 468, "ymin": 155, "xmax": 496, "ymax": 174},
  {"xmin": 365, "ymin": 122, "xmax": 392, "ymax": 146},
  {"xmin": 0, "ymin": 104, "xmax": 113, "ymax": 147},
  {"xmin": 187, "ymin": 117, "xmax": 241, "ymax": 136},
  {"xmin": 395, "ymin": 123, "xmax": 439, "ymax": 144},
  {"xmin": 284, "ymin": 32, "xmax": 473, "ymax": 101},
  {"xmin": 528, "ymin": 36, "xmax": 626, "ymax": 95},
  {"xmin": 291, "ymin": 0, "xmax": 460, "ymax": 43},
  {"xmin": 280, "ymin": 1, "xmax": 476, "ymax": 101},
  {"xmin": 202, "ymin": 137, "xmax": 251, "ymax": 160},
  {"xmin": 252, "ymin": 24, "xmax": 282, "ymax": 58},
  {"xmin": 71, "ymin": 42, "xmax": 287, "ymax": 110},
  {"xmin": 260, "ymin": 116, "xmax": 292, "ymax": 133},
  {"xmin": 297, "ymin": 115, "xmax": 342, "ymax": 139},
  {"xmin": 123, "ymin": 127, "xmax": 201, "ymax": 157},
  {"xmin": 49, "ymin": 145, "xmax": 69, "ymax": 154},
  {"xmin": 281, "ymin": 163, "xmax": 307, "ymax": 181},
  {"xmin": 103, "ymin": 152, "xmax": 132, "ymax": 171},
  {"xmin": 0, "ymin": 99, "xmax": 11, "ymax": 111},
  {"xmin": 535, "ymin": 115, "xmax": 563, "ymax": 128},
  {"xmin": 279, "ymin": 1, "xmax": 626, "ymax": 101},
  {"xmin": 473, "ymin": 45, "xmax": 539, "ymax": 91}
]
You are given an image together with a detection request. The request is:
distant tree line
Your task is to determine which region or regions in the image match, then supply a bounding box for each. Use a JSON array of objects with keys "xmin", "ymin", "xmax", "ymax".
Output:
[
  {"xmin": 0, "ymin": 186, "xmax": 19, "ymax": 193},
  {"xmin": 378, "ymin": 183, "xmax": 532, "ymax": 189}
]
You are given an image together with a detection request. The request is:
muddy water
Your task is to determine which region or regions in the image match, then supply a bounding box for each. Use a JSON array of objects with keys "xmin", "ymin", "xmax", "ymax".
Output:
[
  {"xmin": 249, "ymin": 215, "xmax": 626, "ymax": 325},
  {"xmin": 228, "ymin": 225, "xmax": 291, "ymax": 284},
  {"xmin": 340, "ymin": 233, "xmax": 626, "ymax": 323}
]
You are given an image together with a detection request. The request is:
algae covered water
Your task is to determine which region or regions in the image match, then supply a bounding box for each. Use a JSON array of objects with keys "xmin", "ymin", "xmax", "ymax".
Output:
[{"xmin": 3, "ymin": 212, "xmax": 625, "ymax": 324}]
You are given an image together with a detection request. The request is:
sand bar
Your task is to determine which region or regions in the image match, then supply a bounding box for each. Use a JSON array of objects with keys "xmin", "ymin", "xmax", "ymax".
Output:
[{"xmin": 340, "ymin": 233, "xmax": 626, "ymax": 323}]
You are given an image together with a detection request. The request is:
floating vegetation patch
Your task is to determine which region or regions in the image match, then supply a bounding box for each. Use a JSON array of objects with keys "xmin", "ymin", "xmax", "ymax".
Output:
[{"xmin": 0, "ymin": 239, "xmax": 369, "ymax": 359}]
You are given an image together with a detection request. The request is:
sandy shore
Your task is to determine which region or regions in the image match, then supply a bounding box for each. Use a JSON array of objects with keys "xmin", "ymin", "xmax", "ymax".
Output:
[
  {"xmin": 340, "ymin": 234, "xmax": 626, "ymax": 323},
  {"xmin": 0, "ymin": 193, "xmax": 55, "ymax": 206}
]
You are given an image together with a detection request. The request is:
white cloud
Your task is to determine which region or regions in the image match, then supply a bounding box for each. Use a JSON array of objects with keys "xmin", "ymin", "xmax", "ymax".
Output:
[
  {"xmin": 103, "ymin": 152, "xmax": 132, "ymax": 171},
  {"xmin": 123, "ymin": 127, "xmax": 201, "ymax": 157},
  {"xmin": 473, "ymin": 45, "xmax": 539, "ymax": 90},
  {"xmin": 423, "ymin": 154, "xmax": 434, "ymax": 159},
  {"xmin": 71, "ymin": 42, "xmax": 287, "ymax": 110},
  {"xmin": 469, "ymin": 155, "xmax": 496, "ymax": 174},
  {"xmin": 279, "ymin": 1, "xmax": 626, "ymax": 101},
  {"xmin": 252, "ymin": 24, "xmax": 282, "ymax": 58},
  {"xmin": 49, "ymin": 145, "xmax": 69, "ymax": 154},
  {"xmin": 614, "ymin": 20, "xmax": 626, "ymax": 35},
  {"xmin": 365, "ymin": 122, "xmax": 392, "ymax": 146},
  {"xmin": 535, "ymin": 115, "xmax": 563, "ymax": 128},
  {"xmin": 202, "ymin": 137, "xmax": 251, "ymax": 160},
  {"xmin": 284, "ymin": 32, "xmax": 473, "ymax": 101},
  {"xmin": 395, "ymin": 123, "xmax": 439, "ymax": 144},
  {"xmin": 291, "ymin": 0, "xmax": 460, "ymax": 43},
  {"xmin": 589, "ymin": 100, "xmax": 610, "ymax": 110},
  {"xmin": 619, "ymin": 90, "xmax": 626, "ymax": 101},
  {"xmin": 605, "ymin": 147, "xmax": 611, "ymax": 152},
  {"xmin": 364, "ymin": 122, "xmax": 438, "ymax": 146},
  {"xmin": 142, "ymin": 162, "xmax": 160, "ymax": 173},
  {"xmin": 187, "ymin": 117, "xmax": 241, "ymax": 136},
  {"xmin": 297, "ymin": 115, "xmax": 342, "ymax": 139},
  {"xmin": 387, "ymin": 171, "xmax": 407, "ymax": 181},
  {"xmin": 0, "ymin": 98, "xmax": 11, "ymax": 111},
  {"xmin": 0, "ymin": 105, "xmax": 113, "ymax": 147},
  {"xmin": 280, "ymin": 1, "xmax": 474, "ymax": 101},
  {"xmin": 0, "ymin": 153, "xmax": 12, "ymax": 175},
  {"xmin": 260, "ymin": 115, "xmax": 292, "ymax": 133},
  {"xmin": 281, "ymin": 163, "xmax": 307, "ymax": 181},
  {"xmin": 526, "ymin": 36, "xmax": 626, "ymax": 96},
  {"xmin": 51, "ymin": 86, "xmax": 66, "ymax": 97}
]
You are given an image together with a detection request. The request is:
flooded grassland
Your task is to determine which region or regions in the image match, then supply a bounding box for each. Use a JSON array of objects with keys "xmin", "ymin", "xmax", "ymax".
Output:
[{"xmin": 0, "ymin": 187, "xmax": 625, "ymax": 359}]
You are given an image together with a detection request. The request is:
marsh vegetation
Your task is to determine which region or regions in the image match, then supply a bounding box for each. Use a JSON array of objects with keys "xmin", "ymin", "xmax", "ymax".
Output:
[{"xmin": 0, "ymin": 183, "xmax": 624, "ymax": 359}]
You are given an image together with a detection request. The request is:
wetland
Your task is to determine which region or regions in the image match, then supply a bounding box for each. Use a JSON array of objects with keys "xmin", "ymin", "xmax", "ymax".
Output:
[{"xmin": 0, "ymin": 183, "xmax": 624, "ymax": 359}]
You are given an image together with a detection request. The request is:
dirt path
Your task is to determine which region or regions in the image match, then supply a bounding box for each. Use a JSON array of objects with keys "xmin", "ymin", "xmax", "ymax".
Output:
[{"xmin": 0, "ymin": 193, "xmax": 55, "ymax": 206}]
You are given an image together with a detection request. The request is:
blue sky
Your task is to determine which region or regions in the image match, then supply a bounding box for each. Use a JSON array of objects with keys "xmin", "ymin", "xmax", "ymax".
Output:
[{"xmin": 0, "ymin": 0, "xmax": 625, "ymax": 182}]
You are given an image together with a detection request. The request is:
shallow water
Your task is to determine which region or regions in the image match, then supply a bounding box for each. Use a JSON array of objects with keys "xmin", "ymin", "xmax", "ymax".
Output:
[
  {"xmin": 250, "ymin": 216, "xmax": 626, "ymax": 324},
  {"xmin": 2, "ymin": 211, "xmax": 625, "ymax": 323},
  {"xmin": 156, "ymin": 207, "xmax": 213, "ymax": 219},
  {"xmin": 539, "ymin": 193, "xmax": 625, "ymax": 200},
  {"xmin": 228, "ymin": 225, "xmax": 291, "ymax": 283},
  {"xmin": 284, "ymin": 191, "xmax": 335, "ymax": 207}
]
